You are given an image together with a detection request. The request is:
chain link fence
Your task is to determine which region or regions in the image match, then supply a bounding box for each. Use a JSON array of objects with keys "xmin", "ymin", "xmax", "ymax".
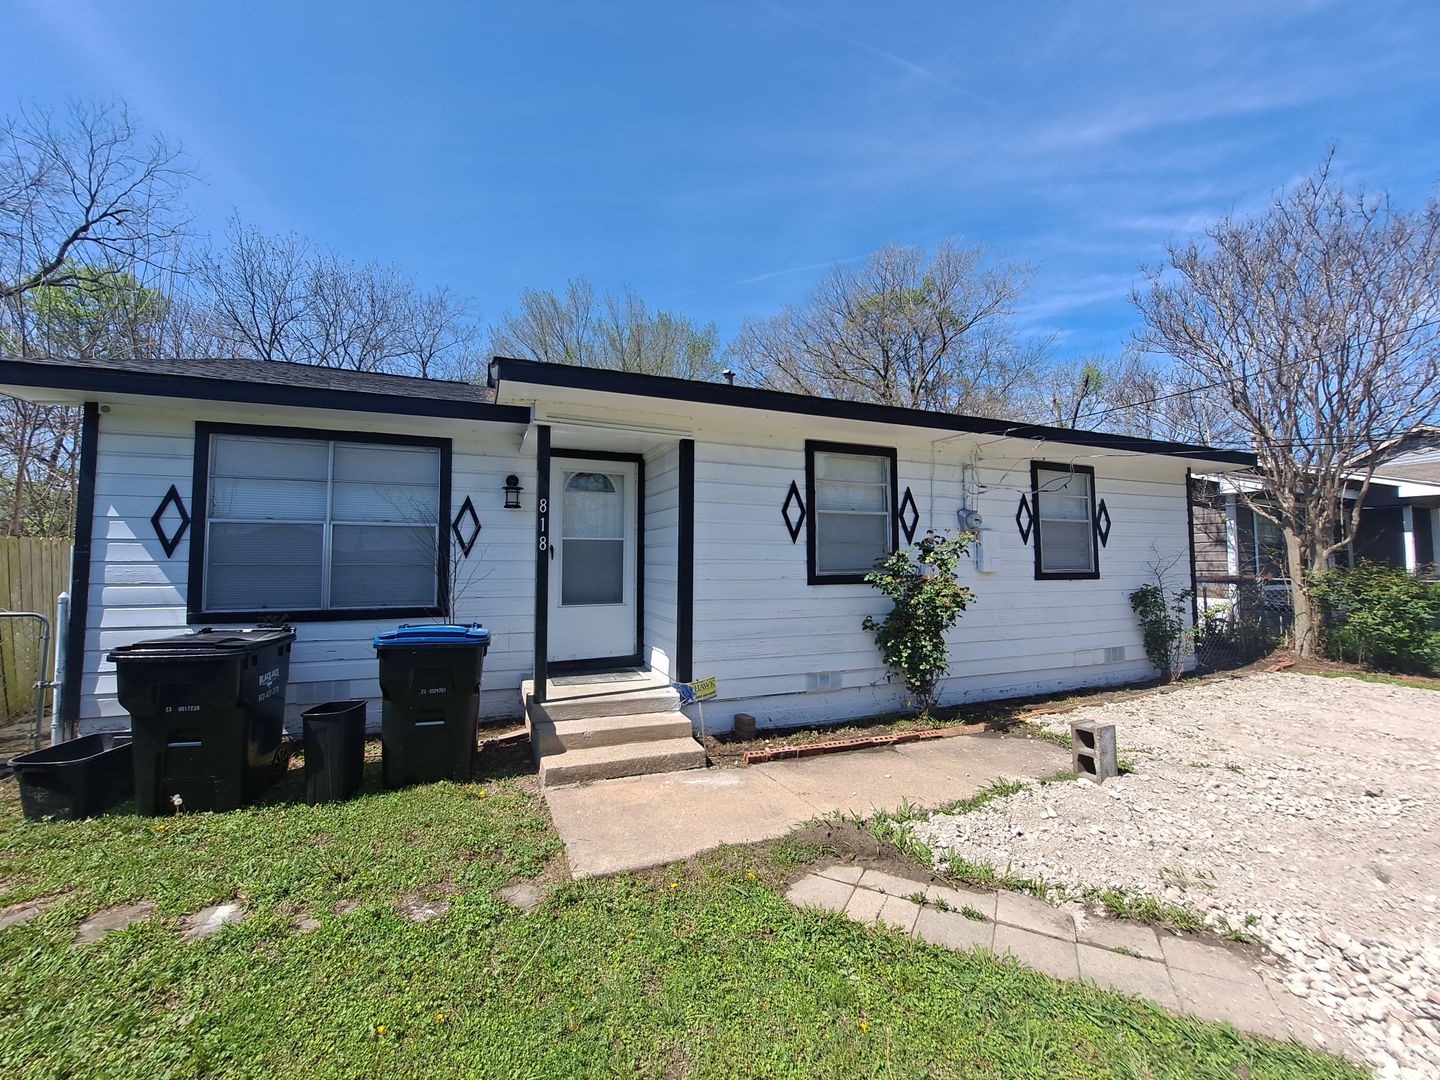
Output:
[{"xmin": 1194, "ymin": 575, "xmax": 1292, "ymax": 671}]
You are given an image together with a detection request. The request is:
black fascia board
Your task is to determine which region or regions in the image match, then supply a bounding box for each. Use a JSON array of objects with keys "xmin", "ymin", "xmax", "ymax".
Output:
[
  {"xmin": 488, "ymin": 355, "xmax": 1256, "ymax": 467},
  {"xmin": 0, "ymin": 358, "xmax": 531, "ymax": 424}
]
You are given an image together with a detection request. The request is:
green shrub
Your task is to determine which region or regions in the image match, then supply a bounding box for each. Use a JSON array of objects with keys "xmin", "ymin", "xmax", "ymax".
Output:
[
  {"xmin": 1309, "ymin": 561, "xmax": 1440, "ymax": 674},
  {"xmin": 862, "ymin": 531, "xmax": 976, "ymax": 713},
  {"xmin": 1129, "ymin": 581, "xmax": 1193, "ymax": 681}
]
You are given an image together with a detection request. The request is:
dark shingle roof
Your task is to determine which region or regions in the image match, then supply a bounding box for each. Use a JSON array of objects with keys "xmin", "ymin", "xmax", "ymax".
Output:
[
  {"xmin": 3, "ymin": 354, "xmax": 496, "ymax": 403},
  {"xmin": 0, "ymin": 354, "xmax": 528, "ymax": 423}
]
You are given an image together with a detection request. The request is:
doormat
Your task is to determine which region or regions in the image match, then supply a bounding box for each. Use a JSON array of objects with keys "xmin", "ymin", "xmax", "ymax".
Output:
[{"xmin": 551, "ymin": 670, "xmax": 648, "ymax": 687}]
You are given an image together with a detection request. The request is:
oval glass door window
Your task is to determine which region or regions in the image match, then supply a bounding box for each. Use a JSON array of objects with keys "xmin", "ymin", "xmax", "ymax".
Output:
[{"xmin": 561, "ymin": 471, "xmax": 624, "ymax": 606}]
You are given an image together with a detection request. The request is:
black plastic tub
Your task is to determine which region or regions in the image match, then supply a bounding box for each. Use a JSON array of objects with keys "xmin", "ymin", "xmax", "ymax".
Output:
[
  {"xmin": 302, "ymin": 700, "xmax": 367, "ymax": 805},
  {"xmin": 11, "ymin": 732, "xmax": 134, "ymax": 821}
]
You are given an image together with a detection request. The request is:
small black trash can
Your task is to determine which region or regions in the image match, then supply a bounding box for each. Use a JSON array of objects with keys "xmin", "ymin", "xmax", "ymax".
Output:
[
  {"xmin": 302, "ymin": 700, "xmax": 366, "ymax": 805},
  {"xmin": 372, "ymin": 624, "xmax": 489, "ymax": 788},
  {"xmin": 108, "ymin": 627, "xmax": 295, "ymax": 814},
  {"xmin": 11, "ymin": 732, "xmax": 134, "ymax": 821}
]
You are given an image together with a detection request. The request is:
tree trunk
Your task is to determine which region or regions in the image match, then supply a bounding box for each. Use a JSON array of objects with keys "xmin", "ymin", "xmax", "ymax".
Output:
[{"xmin": 1285, "ymin": 531, "xmax": 1321, "ymax": 657}]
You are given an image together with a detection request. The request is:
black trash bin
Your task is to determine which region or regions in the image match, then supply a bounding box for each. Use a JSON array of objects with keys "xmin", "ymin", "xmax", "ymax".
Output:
[
  {"xmin": 372, "ymin": 624, "xmax": 489, "ymax": 788},
  {"xmin": 302, "ymin": 700, "xmax": 367, "ymax": 805},
  {"xmin": 11, "ymin": 732, "xmax": 134, "ymax": 821},
  {"xmin": 107, "ymin": 627, "xmax": 295, "ymax": 815}
]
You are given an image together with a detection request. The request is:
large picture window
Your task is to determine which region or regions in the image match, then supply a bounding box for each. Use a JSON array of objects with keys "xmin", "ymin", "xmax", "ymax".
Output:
[
  {"xmin": 805, "ymin": 441, "xmax": 898, "ymax": 584},
  {"xmin": 1032, "ymin": 462, "xmax": 1099, "ymax": 579},
  {"xmin": 189, "ymin": 424, "xmax": 450, "ymax": 621}
]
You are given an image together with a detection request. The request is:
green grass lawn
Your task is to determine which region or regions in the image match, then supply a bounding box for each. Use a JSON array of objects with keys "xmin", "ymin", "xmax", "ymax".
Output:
[{"xmin": 0, "ymin": 753, "xmax": 1362, "ymax": 1079}]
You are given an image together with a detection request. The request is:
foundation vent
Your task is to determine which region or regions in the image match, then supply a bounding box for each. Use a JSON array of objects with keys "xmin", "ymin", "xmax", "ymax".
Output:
[{"xmin": 1102, "ymin": 646, "xmax": 1127, "ymax": 664}]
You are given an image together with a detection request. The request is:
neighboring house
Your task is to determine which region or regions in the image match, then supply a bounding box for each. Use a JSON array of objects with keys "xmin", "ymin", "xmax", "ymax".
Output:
[
  {"xmin": 1191, "ymin": 429, "xmax": 1440, "ymax": 588},
  {"xmin": 0, "ymin": 354, "xmax": 1252, "ymax": 742}
]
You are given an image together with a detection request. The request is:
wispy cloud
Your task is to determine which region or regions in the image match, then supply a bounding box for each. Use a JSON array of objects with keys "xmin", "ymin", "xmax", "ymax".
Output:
[
  {"xmin": 727, "ymin": 255, "xmax": 859, "ymax": 288},
  {"xmin": 759, "ymin": 2, "xmax": 1006, "ymax": 114}
]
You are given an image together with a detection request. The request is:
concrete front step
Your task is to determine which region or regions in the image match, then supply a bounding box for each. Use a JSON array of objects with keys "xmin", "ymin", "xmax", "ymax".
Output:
[
  {"xmin": 521, "ymin": 678, "xmax": 682, "ymax": 723},
  {"xmin": 533, "ymin": 710, "xmax": 694, "ymax": 755},
  {"xmin": 538, "ymin": 737, "xmax": 708, "ymax": 787}
]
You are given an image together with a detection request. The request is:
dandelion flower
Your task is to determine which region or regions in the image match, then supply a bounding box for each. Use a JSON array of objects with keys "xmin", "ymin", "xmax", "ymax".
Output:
[
  {"xmin": 376, "ymin": 1025, "xmax": 387, "ymax": 1035},
  {"xmin": 434, "ymin": 1013, "xmax": 445, "ymax": 1022},
  {"xmin": 859, "ymin": 1021, "xmax": 870, "ymax": 1032}
]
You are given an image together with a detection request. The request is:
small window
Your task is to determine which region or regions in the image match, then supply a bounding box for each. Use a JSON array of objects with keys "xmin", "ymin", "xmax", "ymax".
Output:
[
  {"xmin": 806, "ymin": 441, "xmax": 897, "ymax": 584},
  {"xmin": 1033, "ymin": 463, "xmax": 1098, "ymax": 579},
  {"xmin": 192, "ymin": 425, "xmax": 448, "ymax": 620}
]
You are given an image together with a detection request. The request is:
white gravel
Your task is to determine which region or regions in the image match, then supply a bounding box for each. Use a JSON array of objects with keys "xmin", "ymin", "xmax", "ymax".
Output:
[{"xmin": 912, "ymin": 672, "xmax": 1440, "ymax": 1079}]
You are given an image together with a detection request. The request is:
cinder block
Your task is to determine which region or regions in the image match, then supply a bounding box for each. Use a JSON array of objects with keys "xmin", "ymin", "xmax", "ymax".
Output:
[{"xmin": 1070, "ymin": 720, "xmax": 1118, "ymax": 782}]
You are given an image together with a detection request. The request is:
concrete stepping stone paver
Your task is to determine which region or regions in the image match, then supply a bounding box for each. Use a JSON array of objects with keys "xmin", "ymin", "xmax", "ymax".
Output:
[
  {"xmin": 292, "ymin": 914, "xmax": 322, "ymax": 933},
  {"xmin": 74, "ymin": 901, "xmax": 155, "ymax": 945},
  {"xmin": 1075, "ymin": 915, "xmax": 1162, "ymax": 961},
  {"xmin": 785, "ymin": 868, "xmax": 1354, "ymax": 1056},
  {"xmin": 1169, "ymin": 966, "xmax": 1292, "ymax": 1042},
  {"xmin": 396, "ymin": 893, "xmax": 450, "ymax": 923},
  {"xmin": 923, "ymin": 881, "xmax": 995, "ymax": 919},
  {"xmin": 0, "ymin": 895, "xmax": 64, "ymax": 929},
  {"xmin": 843, "ymin": 885, "xmax": 887, "ymax": 924},
  {"xmin": 1160, "ymin": 933, "xmax": 1259, "ymax": 982},
  {"xmin": 786, "ymin": 874, "xmax": 853, "ymax": 914},
  {"xmin": 994, "ymin": 891, "xmax": 1076, "ymax": 941},
  {"xmin": 815, "ymin": 864, "xmax": 865, "ymax": 885},
  {"xmin": 498, "ymin": 882, "xmax": 545, "ymax": 913},
  {"xmin": 876, "ymin": 895, "xmax": 921, "ymax": 934},
  {"xmin": 181, "ymin": 903, "xmax": 244, "ymax": 941},
  {"xmin": 914, "ymin": 906, "xmax": 994, "ymax": 952},
  {"xmin": 995, "ymin": 924, "xmax": 1081, "ymax": 981},
  {"xmin": 1077, "ymin": 943, "xmax": 1178, "ymax": 1010}
]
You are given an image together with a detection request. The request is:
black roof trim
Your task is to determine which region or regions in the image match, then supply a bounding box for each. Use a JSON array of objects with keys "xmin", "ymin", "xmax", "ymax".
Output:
[
  {"xmin": 0, "ymin": 356, "xmax": 531, "ymax": 424},
  {"xmin": 488, "ymin": 356, "xmax": 1256, "ymax": 466}
]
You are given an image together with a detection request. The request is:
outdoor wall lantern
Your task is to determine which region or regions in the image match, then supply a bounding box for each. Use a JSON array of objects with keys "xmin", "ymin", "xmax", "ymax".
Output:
[{"xmin": 503, "ymin": 474, "xmax": 523, "ymax": 509}]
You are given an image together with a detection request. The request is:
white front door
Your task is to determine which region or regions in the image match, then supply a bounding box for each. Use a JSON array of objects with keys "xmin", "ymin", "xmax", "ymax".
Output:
[{"xmin": 548, "ymin": 458, "xmax": 638, "ymax": 663}]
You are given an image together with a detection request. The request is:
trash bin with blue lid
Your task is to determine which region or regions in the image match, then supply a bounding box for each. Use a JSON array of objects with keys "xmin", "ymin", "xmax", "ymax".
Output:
[
  {"xmin": 372, "ymin": 624, "xmax": 489, "ymax": 788},
  {"xmin": 107, "ymin": 627, "xmax": 295, "ymax": 814}
]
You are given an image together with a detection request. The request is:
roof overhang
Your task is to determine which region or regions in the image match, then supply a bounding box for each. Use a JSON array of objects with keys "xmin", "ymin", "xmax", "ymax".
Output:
[
  {"xmin": 0, "ymin": 357, "xmax": 532, "ymax": 425},
  {"xmin": 488, "ymin": 356, "xmax": 1257, "ymax": 469}
]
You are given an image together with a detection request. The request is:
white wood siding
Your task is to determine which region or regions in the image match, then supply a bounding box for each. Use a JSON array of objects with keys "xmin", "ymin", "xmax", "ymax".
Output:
[
  {"xmin": 689, "ymin": 430, "xmax": 1189, "ymax": 727},
  {"xmin": 643, "ymin": 443, "xmax": 680, "ymax": 676},
  {"xmin": 80, "ymin": 400, "xmax": 532, "ymax": 731}
]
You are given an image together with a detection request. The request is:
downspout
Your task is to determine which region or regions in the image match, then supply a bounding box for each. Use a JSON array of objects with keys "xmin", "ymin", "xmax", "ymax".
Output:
[
  {"xmin": 1185, "ymin": 469, "xmax": 1199, "ymax": 629},
  {"xmin": 61, "ymin": 402, "xmax": 99, "ymax": 741}
]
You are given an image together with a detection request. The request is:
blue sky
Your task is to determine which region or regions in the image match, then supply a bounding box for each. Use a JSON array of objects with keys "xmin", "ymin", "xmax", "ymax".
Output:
[{"xmin": 5, "ymin": 0, "xmax": 1439, "ymax": 361}]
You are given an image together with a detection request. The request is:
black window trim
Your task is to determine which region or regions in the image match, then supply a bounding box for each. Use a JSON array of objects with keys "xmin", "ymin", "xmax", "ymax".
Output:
[
  {"xmin": 188, "ymin": 421, "xmax": 452, "ymax": 623},
  {"xmin": 805, "ymin": 440, "xmax": 900, "ymax": 586},
  {"xmin": 1031, "ymin": 460, "xmax": 1100, "ymax": 581}
]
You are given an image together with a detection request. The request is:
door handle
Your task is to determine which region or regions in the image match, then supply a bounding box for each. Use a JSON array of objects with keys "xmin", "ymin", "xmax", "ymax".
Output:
[{"xmin": 550, "ymin": 545, "xmax": 555, "ymax": 561}]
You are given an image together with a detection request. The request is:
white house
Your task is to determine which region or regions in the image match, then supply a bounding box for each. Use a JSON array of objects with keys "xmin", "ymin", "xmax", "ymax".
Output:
[{"xmin": 0, "ymin": 354, "xmax": 1253, "ymax": 780}]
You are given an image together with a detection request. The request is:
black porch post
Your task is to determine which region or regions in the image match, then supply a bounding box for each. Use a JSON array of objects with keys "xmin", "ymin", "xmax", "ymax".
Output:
[
  {"xmin": 676, "ymin": 438, "xmax": 695, "ymax": 683},
  {"xmin": 533, "ymin": 424, "xmax": 551, "ymax": 705}
]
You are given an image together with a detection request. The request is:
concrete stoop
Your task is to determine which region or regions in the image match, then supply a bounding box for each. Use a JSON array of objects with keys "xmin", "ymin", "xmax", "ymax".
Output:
[{"xmin": 522, "ymin": 672, "xmax": 707, "ymax": 787}]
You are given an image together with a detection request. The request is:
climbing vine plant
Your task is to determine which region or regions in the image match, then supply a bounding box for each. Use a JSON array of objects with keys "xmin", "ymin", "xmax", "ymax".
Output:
[{"xmin": 862, "ymin": 531, "xmax": 976, "ymax": 714}]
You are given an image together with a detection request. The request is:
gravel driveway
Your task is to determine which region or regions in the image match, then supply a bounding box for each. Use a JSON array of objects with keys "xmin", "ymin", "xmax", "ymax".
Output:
[{"xmin": 912, "ymin": 672, "xmax": 1440, "ymax": 1079}]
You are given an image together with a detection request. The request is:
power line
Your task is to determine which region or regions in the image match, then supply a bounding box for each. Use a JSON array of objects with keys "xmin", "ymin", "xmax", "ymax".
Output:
[{"xmin": 1072, "ymin": 315, "xmax": 1440, "ymax": 427}]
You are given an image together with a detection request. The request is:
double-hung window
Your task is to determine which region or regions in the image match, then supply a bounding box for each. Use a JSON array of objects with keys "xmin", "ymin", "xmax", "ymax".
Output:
[
  {"xmin": 1032, "ymin": 462, "xmax": 1098, "ymax": 579},
  {"xmin": 193, "ymin": 425, "xmax": 448, "ymax": 620},
  {"xmin": 806, "ymin": 441, "xmax": 898, "ymax": 584}
]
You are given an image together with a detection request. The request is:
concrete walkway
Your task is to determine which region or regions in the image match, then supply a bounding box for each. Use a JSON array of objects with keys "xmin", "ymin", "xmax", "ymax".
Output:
[
  {"xmin": 543, "ymin": 733, "xmax": 1066, "ymax": 877},
  {"xmin": 788, "ymin": 864, "xmax": 1357, "ymax": 1059}
]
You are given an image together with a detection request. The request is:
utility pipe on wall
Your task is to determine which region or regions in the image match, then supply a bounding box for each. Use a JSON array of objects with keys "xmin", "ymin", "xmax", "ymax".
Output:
[{"xmin": 52, "ymin": 592, "xmax": 69, "ymax": 743}]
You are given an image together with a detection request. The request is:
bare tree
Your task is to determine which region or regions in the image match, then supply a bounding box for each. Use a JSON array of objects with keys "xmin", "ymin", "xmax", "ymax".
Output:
[
  {"xmin": 1028, "ymin": 351, "xmax": 1161, "ymax": 431},
  {"xmin": 198, "ymin": 217, "xmax": 482, "ymax": 377},
  {"xmin": 0, "ymin": 101, "xmax": 190, "ymax": 301},
  {"xmin": 730, "ymin": 241, "xmax": 1047, "ymax": 415},
  {"xmin": 489, "ymin": 277, "xmax": 722, "ymax": 380},
  {"xmin": 1133, "ymin": 156, "xmax": 1440, "ymax": 655}
]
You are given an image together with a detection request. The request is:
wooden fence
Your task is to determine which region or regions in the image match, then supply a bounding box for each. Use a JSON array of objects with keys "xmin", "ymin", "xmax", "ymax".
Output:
[{"xmin": 0, "ymin": 537, "xmax": 72, "ymax": 723}]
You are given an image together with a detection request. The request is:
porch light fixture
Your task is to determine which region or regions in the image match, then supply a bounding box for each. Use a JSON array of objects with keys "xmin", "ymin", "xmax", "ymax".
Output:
[{"xmin": 503, "ymin": 474, "xmax": 523, "ymax": 509}]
